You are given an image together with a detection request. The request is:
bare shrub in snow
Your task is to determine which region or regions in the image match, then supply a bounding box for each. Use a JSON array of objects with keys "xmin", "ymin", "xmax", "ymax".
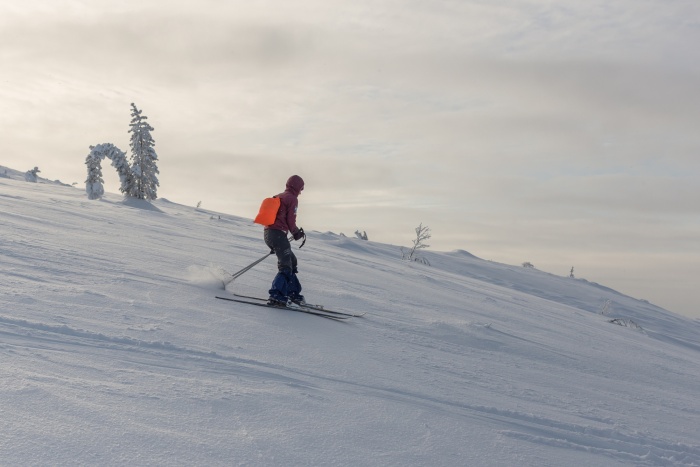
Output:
[
  {"xmin": 609, "ymin": 318, "xmax": 644, "ymax": 332},
  {"xmin": 401, "ymin": 223, "xmax": 431, "ymax": 264}
]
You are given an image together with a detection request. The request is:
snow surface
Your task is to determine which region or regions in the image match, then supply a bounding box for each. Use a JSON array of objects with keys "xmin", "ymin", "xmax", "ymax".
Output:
[{"xmin": 2, "ymin": 168, "xmax": 699, "ymax": 466}]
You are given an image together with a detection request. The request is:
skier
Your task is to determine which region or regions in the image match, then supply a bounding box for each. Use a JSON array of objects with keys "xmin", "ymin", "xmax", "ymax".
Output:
[{"xmin": 264, "ymin": 175, "xmax": 306, "ymax": 307}]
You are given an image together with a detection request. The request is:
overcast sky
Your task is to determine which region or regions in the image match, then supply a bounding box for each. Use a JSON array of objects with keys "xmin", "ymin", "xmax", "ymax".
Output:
[{"xmin": 2, "ymin": 0, "xmax": 699, "ymax": 318}]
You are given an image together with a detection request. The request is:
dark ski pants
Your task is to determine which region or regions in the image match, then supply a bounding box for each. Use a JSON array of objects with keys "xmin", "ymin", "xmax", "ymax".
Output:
[{"xmin": 264, "ymin": 228, "xmax": 302, "ymax": 301}]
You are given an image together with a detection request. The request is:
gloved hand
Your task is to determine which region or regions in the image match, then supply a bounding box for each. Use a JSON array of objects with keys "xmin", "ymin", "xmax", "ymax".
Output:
[{"xmin": 292, "ymin": 227, "xmax": 305, "ymax": 241}]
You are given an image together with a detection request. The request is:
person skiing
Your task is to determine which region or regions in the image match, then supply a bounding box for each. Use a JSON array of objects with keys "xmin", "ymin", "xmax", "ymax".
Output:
[{"xmin": 264, "ymin": 175, "xmax": 306, "ymax": 307}]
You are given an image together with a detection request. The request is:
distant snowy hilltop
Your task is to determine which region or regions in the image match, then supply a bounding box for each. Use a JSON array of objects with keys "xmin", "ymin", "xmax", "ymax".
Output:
[{"xmin": 1, "ymin": 165, "xmax": 71, "ymax": 186}]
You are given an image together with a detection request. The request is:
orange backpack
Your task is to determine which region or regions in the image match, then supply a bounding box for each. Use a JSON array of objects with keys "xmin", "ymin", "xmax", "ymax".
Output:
[{"xmin": 254, "ymin": 197, "xmax": 281, "ymax": 226}]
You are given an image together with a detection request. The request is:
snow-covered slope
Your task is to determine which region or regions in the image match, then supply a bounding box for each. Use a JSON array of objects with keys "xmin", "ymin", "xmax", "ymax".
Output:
[{"xmin": 2, "ymin": 171, "xmax": 699, "ymax": 466}]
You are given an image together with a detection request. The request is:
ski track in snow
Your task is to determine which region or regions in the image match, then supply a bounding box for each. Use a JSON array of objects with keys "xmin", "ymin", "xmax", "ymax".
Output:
[{"xmin": 2, "ymin": 169, "xmax": 700, "ymax": 466}]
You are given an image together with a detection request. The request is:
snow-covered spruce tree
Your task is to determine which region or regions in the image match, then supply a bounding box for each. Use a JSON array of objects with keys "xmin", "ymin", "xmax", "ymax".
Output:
[
  {"xmin": 85, "ymin": 151, "xmax": 105, "ymax": 200},
  {"xmin": 25, "ymin": 167, "xmax": 41, "ymax": 182},
  {"xmin": 85, "ymin": 144, "xmax": 131, "ymax": 200},
  {"xmin": 110, "ymin": 145, "xmax": 133, "ymax": 194},
  {"xmin": 127, "ymin": 103, "xmax": 159, "ymax": 200}
]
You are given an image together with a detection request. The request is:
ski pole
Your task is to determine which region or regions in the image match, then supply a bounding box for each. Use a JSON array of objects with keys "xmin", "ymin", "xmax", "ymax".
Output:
[{"xmin": 223, "ymin": 250, "xmax": 274, "ymax": 286}]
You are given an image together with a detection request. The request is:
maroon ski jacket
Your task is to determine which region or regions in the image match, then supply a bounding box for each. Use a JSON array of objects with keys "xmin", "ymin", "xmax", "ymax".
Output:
[{"xmin": 266, "ymin": 175, "xmax": 304, "ymax": 235}]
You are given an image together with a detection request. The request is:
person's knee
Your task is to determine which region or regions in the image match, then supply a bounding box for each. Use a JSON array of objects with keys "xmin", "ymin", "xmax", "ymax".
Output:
[
  {"xmin": 276, "ymin": 248, "xmax": 293, "ymax": 271},
  {"xmin": 277, "ymin": 266, "xmax": 293, "ymax": 280}
]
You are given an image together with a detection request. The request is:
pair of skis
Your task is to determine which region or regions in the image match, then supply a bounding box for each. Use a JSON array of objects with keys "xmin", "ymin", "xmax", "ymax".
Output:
[{"xmin": 215, "ymin": 294, "xmax": 365, "ymax": 321}]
